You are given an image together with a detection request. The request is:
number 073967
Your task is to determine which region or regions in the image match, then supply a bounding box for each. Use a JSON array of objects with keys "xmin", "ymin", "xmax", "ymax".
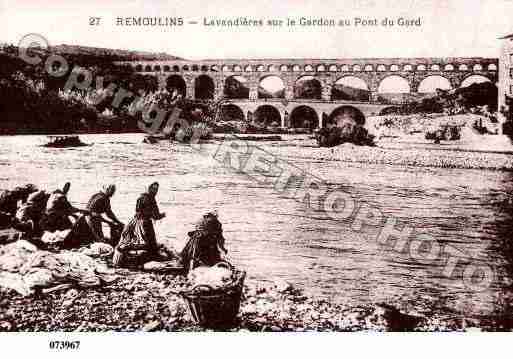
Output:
[{"xmin": 49, "ymin": 341, "xmax": 80, "ymax": 350}]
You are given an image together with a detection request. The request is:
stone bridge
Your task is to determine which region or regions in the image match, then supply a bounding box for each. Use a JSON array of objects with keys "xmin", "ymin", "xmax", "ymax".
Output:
[
  {"xmin": 215, "ymin": 99, "xmax": 387, "ymax": 128},
  {"xmin": 117, "ymin": 57, "xmax": 498, "ymax": 128}
]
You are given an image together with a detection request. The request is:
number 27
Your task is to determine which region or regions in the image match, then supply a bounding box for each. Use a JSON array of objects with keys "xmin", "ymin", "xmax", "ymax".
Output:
[{"xmin": 89, "ymin": 17, "xmax": 101, "ymax": 26}]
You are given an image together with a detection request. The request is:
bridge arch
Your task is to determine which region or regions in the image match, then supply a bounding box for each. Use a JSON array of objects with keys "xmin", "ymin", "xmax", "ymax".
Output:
[
  {"xmin": 289, "ymin": 105, "xmax": 318, "ymax": 130},
  {"xmin": 163, "ymin": 65, "xmax": 170, "ymax": 72},
  {"xmin": 154, "ymin": 65, "xmax": 161, "ymax": 72},
  {"xmin": 224, "ymin": 75, "xmax": 249, "ymax": 99},
  {"xmin": 473, "ymin": 64, "xmax": 483, "ymax": 72},
  {"xmin": 418, "ymin": 75, "xmax": 452, "ymax": 93},
  {"xmin": 378, "ymin": 75, "xmax": 411, "ymax": 93},
  {"xmin": 220, "ymin": 104, "xmax": 245, "ymax": 122},
  {"xmin": 458, "ymin": 64, "xmax": 468, "ymax": 71},
  {"xmin": 341, "ymin": 65, "xmax": 350, "ymax": 72},
  {"xmin": 254, "ymin": 105, "xmax": 281, "ymax": 127},
  {"xmin": 377, "ymin": 64, "xmax": 386, "ymax": 72},
  {"xmin": 403, "ymin": 64, "xmax": 413, "ymax": 71},
  {"xmin": 377, "ymin": 75, "xmax": 411, "ymax": 103},
  {"xmin": 444, "ymin": 64, "xmax": 455, "ymax": 71},
  {"xmin": 244, "ymin": 65, "xmax": 252, "ymax": 72},
  {"xmin": 280, "ymin": 64, "xmax": 289, "ymax": 71},
  {"xmin": 417, "ymin": 64, "xmax": 427, "ymax": 71},
  {"xmin": 430, "ymin": 64, "xmax": 440, "ymax": 71},
  {"xmin": 329, "ymin": 64, "xmax": 338, "ymax": 72},
  {"xmin": 329, "ymin": 106, "xmax": 365, "ymax": 126},
  {"xmin": 194, "ymin": 75, "xmax": 215, "ymax": 99},
  {"xmin": 144, "ymin": 65, "xmax": 152, "ymax": 72},
  {"xmin": 364, "ymin": 64, "xmax": 373, "ymax": 72},
  {"xmin": 331, "ymin": 76, "xmax": 370, "ymax": 101},
  {"xmin": 460, "ymin": 74, "xmax": 492, "ymax": 88},
  {"xmin": 135, "ymin": 64, "xmax": 143, "ymax": 72},
  {"xmin": 488, "ymin": 63, "xmax": 497, "ymax": 71},
  {"xmin": 258, "ymin": 75, "xmax": 285, "ymax": 99},
  {"xmin": 294, "ymin": 75, "xmax": 322, "ymax": 99},
  {"xmin": 165, "ymin": 75, "xmax": 186, "ymax": 97}
]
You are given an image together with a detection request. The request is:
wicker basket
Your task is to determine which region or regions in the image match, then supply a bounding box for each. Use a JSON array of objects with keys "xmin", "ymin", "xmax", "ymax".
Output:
[{"xmin": 179, "ymin": 268, "xmax": 246, "ymax": 328}]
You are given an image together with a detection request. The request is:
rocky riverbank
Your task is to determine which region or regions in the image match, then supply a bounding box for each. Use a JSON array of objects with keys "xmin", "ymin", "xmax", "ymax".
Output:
[
  {"xmin": 1, "ymin": 268, "xmax": 510, "ymax": 332},
  {"xmin": 271, "ymin": 141, "xmax": 513, "ymax": 171}
]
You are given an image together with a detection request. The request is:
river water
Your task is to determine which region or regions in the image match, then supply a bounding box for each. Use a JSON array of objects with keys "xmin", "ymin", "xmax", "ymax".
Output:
[{"xmin": 2, "ymin": 133, "xmax": 513, "ymax": 321}]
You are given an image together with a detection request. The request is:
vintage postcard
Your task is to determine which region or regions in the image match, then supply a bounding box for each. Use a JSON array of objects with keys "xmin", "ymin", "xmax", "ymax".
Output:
[{"xmin": 1, "ymin": 0, "xmax": 513, "ymax": 356}]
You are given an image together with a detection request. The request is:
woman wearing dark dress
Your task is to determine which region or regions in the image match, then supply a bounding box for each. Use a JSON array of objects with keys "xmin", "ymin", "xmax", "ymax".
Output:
[
  {"xmin": 84, "ymin": 184, "xmax": 123, "ymax": 244},
  {"xmin": 113, "ymin": 182, "xmax": 166, "ymax": 267},
  {"xmin": 181, "ymin": 212, "xmax": 227, "ymax": 274}
]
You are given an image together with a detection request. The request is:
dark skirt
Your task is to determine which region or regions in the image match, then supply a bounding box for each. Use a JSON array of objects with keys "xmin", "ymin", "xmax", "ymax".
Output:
[{"xmin": 61, "ymin": 215, "xmax": 94, "ymax": 249}]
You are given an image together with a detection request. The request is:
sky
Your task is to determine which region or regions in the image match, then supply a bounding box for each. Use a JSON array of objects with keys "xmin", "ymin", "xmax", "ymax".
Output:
[{"xmin": 2, "ymin": 0, "xmax": 513, "ymax": 60}]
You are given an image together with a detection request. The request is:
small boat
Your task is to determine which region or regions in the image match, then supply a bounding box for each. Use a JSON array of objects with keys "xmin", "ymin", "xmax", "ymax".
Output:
[{"xmin": 43, "ymin": 135, "xmax": 90, "ymax": 148}]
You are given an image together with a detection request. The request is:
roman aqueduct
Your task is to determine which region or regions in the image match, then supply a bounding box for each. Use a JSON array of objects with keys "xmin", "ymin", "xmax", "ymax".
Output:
[{"xmin": 117, "ymin": 57, "xmax": 498, "ymax": 128}]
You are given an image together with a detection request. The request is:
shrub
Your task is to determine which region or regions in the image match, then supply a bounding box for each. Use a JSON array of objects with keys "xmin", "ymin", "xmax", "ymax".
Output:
[{"xmin": 315, "ymin": 125, "xmax": 375, "ymax": 147}]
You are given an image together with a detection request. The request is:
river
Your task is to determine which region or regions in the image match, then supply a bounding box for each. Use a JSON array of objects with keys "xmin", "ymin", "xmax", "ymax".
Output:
[{"xmin": 2, "ymin": 133, "xmax": 513, "ymax": 321}]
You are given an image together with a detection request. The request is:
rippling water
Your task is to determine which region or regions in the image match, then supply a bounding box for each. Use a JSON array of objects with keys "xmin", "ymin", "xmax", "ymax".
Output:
[{"xmin": 2, "ymin": 133, "xmax": 513, "ymax": 320}]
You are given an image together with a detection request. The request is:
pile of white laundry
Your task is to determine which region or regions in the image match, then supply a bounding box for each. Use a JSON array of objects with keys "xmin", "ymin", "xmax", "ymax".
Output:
[{"xmin": 0, "ymin": 240, "xmax": 118, "ymax": 296}]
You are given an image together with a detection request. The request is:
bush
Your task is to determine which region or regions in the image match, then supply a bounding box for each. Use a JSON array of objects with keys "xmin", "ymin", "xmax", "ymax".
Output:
[
  {"xmin": 425, "ymin": 125, "xmax": 461, "ymax": 141},
  {"xmin": 0, "ymin": 72, "xmax": 100, "ymax": 134},
  {"xmin": 315, "ymin": 125, "xmax": 375, "ymax": 147}
]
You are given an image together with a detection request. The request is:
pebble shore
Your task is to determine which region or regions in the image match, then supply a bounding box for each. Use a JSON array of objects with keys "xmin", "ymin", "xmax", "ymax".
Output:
[
  {"xmin": 291, "ymin": 142, "xmax": 513, "ymax": 171},
  {"xmin": 0, "ymin": 270, "xmax": 510, "ymax": 332}
]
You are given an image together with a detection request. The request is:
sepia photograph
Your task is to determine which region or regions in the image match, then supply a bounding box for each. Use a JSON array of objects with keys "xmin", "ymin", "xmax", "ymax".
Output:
[{"xmin": 1, "ymin": 0, "xmax": 513, "ymax": 355}]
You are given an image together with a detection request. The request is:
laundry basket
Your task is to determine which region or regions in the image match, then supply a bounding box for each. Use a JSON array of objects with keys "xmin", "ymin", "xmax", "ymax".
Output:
[{"xmin": 178, "ymin": 269, "xmax": 246, "ymax": 328}]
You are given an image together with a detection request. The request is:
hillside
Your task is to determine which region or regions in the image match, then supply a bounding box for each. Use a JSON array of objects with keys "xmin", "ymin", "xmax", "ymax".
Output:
[
  {"xmin": 50, "ymin": 44, "xmax": 183, "ymax": 61},
  {"xmin": 331, "ymin": 83, "xmax": 369, "ymax": 101}
]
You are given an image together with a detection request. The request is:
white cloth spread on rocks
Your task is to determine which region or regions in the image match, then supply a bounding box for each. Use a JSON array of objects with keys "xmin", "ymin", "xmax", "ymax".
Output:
[{"xmin": 0, "ymin": 240, "xmax": 117, "ymax": 296}]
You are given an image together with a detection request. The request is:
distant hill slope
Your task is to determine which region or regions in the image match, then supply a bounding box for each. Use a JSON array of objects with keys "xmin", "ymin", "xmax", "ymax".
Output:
[
  {"xmin": 1, "ymin": 42, "xmax": 182, "ymax": 62},
  {"xmin": 50, "ymin": 44, "xmax": 183, "ymax": 61},
  {"xmin": 331, "ymin": 84, "xmax": 369, "ymax": 101}
]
